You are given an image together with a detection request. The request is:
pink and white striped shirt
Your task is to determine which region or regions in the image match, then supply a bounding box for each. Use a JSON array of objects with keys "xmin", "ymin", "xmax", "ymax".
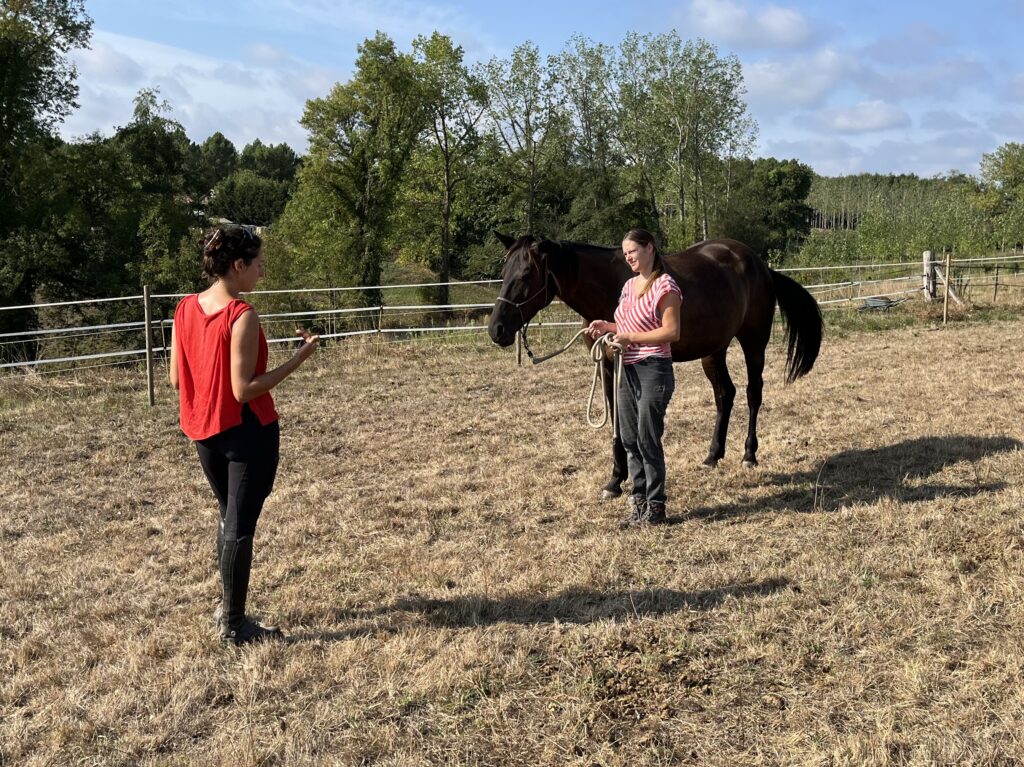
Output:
[{"xmin": 613, "ymin": 273, "xmax": 682, "ymax": 365}]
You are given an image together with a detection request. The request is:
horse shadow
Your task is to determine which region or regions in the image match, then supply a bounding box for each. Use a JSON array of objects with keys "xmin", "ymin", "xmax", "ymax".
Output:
[
  {"xmin": 683, "ymin": 435, "xmax": 1021, "ymax": 522},
  {"xmin": 291, "ymin": 578, "xmax": 791, "ymax": 639}
]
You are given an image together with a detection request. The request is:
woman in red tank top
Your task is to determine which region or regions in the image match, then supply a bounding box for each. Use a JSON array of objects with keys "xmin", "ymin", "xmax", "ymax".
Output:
[{"xmin": 170, "ymin": 225, "xmax": 319, "ymax": 644}]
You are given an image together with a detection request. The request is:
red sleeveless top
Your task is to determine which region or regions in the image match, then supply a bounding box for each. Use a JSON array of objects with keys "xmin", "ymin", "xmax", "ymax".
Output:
[{"xmin": 173, "ymin": 294, "xmax": 278, "ymax": 440}]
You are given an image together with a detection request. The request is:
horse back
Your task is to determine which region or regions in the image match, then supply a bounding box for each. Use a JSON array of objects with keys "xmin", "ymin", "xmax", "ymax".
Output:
[{"xmin": 662, "ymin": 239, "xmax": 771, "ymax": 361}]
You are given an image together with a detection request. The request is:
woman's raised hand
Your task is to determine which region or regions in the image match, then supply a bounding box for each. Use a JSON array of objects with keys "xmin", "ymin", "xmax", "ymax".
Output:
[{"xmin": 294, "ymin": 327, "xmax": 321, "ymax": 360}]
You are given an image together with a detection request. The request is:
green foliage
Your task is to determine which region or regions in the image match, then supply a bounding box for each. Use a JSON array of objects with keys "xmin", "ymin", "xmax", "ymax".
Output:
[
  {"xmin": 0, "ymin": 0, "xmax": 91, "ymax": 151},
  {"xmin": 714, "ymin": 158, "xmax": 813, "ymax": 260},
  {"xmin": 980, "ymin": 142, "xmax": 1024, "ymax": 202},
  {"xmin": 208, "ymin": 169, "xmax": 292, "ymax": 226},
  {"xmin": 238, "ymin": 138, "xmax": 300, "ymax": 182},
  {"xmin": 182, "ymin": 131, "xmax": 238, "ymax": 208},
  {"xmin": 796, "ymin": 168, "xmax": 1013, "ymax": 265},
  {"xmin": 404, "ymin": 32, "xmax": 489, "ymax": 303},
  {"xmin": 6, "ymin": 22, "xmax": 1024, "ymax": 322},
  {"xmin": 285, "ymin": 32, "xmax": 428, "ymax": 306},
  {"xmin": 480, "ymin": 41, "xmax": 571, "ymax": 235},
  {"xmin": 795, "ymin": 228, "xmax": 861, "ymax": 267},
  {"xmin": 0, "ymin": 0, "xmax": 92, "ymax": 330}
]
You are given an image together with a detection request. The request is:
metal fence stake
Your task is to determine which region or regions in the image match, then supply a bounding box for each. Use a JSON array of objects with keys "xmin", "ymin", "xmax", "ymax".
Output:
[{"xmin": 143, "ymin": 286, "xmax": 155, "ymax": 406}]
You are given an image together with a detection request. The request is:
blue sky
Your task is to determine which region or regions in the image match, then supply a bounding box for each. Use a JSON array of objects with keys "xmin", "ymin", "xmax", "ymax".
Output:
[{"xmin": 64, "ymin": 0, "xmax": 1024, "ymax": 177}]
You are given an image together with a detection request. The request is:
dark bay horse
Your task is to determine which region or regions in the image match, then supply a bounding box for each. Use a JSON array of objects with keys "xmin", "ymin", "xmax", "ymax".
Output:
[{"xmin": 487, "ymin": 233, "xmax": 823, "ymax": 498}]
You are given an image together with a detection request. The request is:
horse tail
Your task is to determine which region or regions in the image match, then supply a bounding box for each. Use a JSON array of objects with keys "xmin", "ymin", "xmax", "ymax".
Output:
[{"xmin": 770, "ymin": 269, "xmax": 822, "ymax": 383}]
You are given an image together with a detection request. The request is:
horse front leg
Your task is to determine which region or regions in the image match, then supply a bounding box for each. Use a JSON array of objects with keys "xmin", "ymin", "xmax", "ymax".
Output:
[
  {"xmin": 601, "ymin": 358, "xmax": 627, "ymax": 499},
  {"xmin": 700, "ymin": 348, "xmax": 735, "ymax": 468}
]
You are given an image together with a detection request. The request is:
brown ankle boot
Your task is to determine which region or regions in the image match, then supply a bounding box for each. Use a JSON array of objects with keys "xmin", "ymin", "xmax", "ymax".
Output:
[{"xmin": 619, "ymin": 495, "xmax": 648, "ymax": 529}]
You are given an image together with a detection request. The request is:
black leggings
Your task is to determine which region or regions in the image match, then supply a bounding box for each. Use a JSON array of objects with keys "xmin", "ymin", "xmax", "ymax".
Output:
[{"xmin": 195, "ymin": 405, "xmax": 280, "ymax": 539}]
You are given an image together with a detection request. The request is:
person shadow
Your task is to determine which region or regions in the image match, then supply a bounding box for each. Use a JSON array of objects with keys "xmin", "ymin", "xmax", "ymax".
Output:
[
  {"xmin": 682, "ymin": 435, "xmax": 1021, "ymax": 523},
  {"xmin": 287, "ymin": 577, "xmax": 791, "ymax": 641}
]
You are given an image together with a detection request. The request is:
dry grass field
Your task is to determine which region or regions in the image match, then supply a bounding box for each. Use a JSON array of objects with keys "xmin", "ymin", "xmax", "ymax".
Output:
[{"xmin": 2, "ymin": 307, "xmax": 1023, "ymax": 766}]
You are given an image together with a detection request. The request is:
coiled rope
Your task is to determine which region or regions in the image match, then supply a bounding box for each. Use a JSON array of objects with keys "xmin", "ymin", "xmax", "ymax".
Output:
[{"xmin": 521, "ymin": 327, "xmax": 623, "ymax": 432}]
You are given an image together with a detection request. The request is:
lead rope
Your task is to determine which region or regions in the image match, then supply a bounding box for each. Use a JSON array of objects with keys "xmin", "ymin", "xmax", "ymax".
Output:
[
  {"xmin": 586, "ymin": 333, "xmax": 623, "ymax": 433},
  {"xmin": 522, "ymin": 327, "xmax": 622, "ymax": 432}
]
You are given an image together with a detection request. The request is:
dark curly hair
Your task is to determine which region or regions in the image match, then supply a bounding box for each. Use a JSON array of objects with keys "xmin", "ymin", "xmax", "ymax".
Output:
[{"xmin": 201, "ymin": 225, "xmax": 262, "ymax": 280}]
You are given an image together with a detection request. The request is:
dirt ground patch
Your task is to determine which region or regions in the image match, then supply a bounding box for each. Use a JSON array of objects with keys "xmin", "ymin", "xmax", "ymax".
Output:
[{"xmin": 1, "ymin": 317, "xmax": 1023, "ymax": 766}]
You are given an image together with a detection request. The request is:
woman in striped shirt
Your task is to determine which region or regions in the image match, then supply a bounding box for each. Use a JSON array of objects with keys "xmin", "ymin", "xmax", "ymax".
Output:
[{"xmin": 586, "ymin": 229, "xmax": 682, "ymax": 527}]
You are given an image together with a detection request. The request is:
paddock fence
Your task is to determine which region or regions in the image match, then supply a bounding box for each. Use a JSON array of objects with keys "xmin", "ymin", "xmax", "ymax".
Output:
[{"xmin": 2, "ymin": 252, "xmax": 1023, "ymax": 404}]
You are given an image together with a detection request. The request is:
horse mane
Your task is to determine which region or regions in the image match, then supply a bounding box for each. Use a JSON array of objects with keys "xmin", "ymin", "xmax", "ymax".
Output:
[{"xmin": 552, "ymin": 239, "xmax": 621, "ymax": 266}]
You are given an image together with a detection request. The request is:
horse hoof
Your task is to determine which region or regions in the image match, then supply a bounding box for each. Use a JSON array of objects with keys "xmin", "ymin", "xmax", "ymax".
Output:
[
  {"xmin": 701, "ymin": 457, "xmax": 719, "ymax": 469},
  {"xmin": 741, "ymin": 459, "xmax": 758, "ymax": 469},
  {"xmin": 601, "ymin": 488, "xmax": 622, "ymax": 500}
]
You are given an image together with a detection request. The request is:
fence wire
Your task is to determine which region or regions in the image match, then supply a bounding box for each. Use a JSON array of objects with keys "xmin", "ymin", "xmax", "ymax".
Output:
[{"xmin": 2, "ymin": 255, "xmax": 1023, "ymax": 376}]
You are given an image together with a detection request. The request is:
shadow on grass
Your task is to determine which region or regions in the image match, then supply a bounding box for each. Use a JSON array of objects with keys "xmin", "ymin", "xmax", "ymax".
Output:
[
  {"xmin": 686, "ymin": 435, "xmax": 1021, "ymax": 522},
  {"xmin": 291, "ymin": 578, "xmax": 791, "ymax": 640}
]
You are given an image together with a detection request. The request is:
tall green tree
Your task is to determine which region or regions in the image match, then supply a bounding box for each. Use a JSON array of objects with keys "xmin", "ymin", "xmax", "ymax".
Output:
[
  {"xmin": 409, "ymin": 32, "xmax": 488, "ymax": 305},
  {"xmin": 183, "ymin": 131, "xmax": 238, "ymax": 210},
  {"xmin": 111, "ymin": 90, "xmax": 196, "ymax": 292},
  {"xmin": 0, "ymin": 0, "xmax": 91, "ymax": 319},
  {"xmin": 208, "ymin": 169, "xmax": 291, "ymax": 226},
  {"xmin": 480, "ymin": 42, "xmax": 569, "ymax": 234},
  {"xmin": 0, "ymin": 0, "xmax": 91, "ymax": 161},
  {"xmin": 714, "ymin": 158, "xmax": 812, "ymax": 260},
  {"xmin": 646, "ymin": 34, "xmax": 753, "ymax": 245},
  {"xmin": 613, "ymin": 33, "xmax": 667, "ymax": 236},
  {"xmin": 239, "ymin": 138, "xmax": 300, "ymax": 182},
  {"xmin": 287, "ymin": 32, "xmax": 428, "ymax": 305},
  {"xmin": 554, "ymin": 35, "xmax": 627, "ymax": 242},
  {"xmin": 980, "ymin": 143, "xmax": 1024, "ymax": 201}
]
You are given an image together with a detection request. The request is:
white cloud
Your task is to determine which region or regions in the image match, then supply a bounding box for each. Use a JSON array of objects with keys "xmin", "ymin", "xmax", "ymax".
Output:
[
  {"xmin": 685, "ymin": 0, "xmax": 812, "ymax": 49},
  {"xmin": 65, "ymin": 29, "xmax": 346, "ymax": 150},
  {"xmin": 244, "ymin": 43, "xmax": 292, "ymax": 67},
  {"xmin": 858, "ymin": 57, "xmax": 989, "ymax": 101},
  {"xmin": 921, "ymin": 110, "xmax": 978, "ymax": 131},
  {"xmin": 744, "ymin": 47, "xmax": 857, "ymax": 112},
  {"xmin": 251, "ymin": 0, "xmax": 502, "ymax": 59},
  {"xmin": 759, "ymin": 136, "xmax": 863, "ymax": 175},
  {"xmin": 812, "ymin": 100, "xmax": 910, "ymax": 134},
  {"xmin": 76, "ymin": 40, "xmax": 145, "ymax": 87},
  {"xmin": 862, "ymin": 132, "xmax": 994, "ymax": 176},
  {"xmin": 763, "ymin": 130, "xmax": 996, "ymax": 177},
  {"xmin": 860, "ymin": 23, "xmax": 952, "ymax": 66},
  {"xmin": 987, "ymin": 110, "xmax": 1024, "ymax": 136},
  {"xmin": 1009, "ymin": 72, "xmax": 1024, "ymax": 101}
]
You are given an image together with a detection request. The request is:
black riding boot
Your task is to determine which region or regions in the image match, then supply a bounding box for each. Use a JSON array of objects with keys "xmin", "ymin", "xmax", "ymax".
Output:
[
  {"xmin": 213, "ymin": 520, "xmax": 225, "ymax": 627},
  {"xmin": 219, "ymin": 536, "xmax": 281, "ymax": 645}
]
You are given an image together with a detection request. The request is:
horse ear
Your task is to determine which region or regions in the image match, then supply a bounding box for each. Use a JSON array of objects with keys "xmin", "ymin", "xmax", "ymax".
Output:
[
  {"xmin": 494, "ymin": 231, "xmax": 516, "ymax": 248},
  {"xmin": 530, "ymin": 237, "xmax": 559, "ymax": 260}
]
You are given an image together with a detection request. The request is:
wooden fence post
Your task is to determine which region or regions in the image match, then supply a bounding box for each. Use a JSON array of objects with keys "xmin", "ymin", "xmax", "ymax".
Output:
[
  {"xmin": 515, "ymin": 330, "xmax": 523, "ymax": 366},
  {"xmin": 992, "ymin": 265, "xmax": 1000, "ymax": 304},
  {"xmin": 143, "ymin": 285, "xmax": 155, "ymax": 406},
  {"xmin": 942, "ymin": 254, "xmax": 951, "ymax": 325},
  {"xmin": 923, "ymin": 251, "xmax": 935, "ymax": 301}
]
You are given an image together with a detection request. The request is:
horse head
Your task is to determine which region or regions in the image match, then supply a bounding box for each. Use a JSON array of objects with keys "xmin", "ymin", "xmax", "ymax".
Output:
[{"xmin": 488, "ymin": 232, "xmax": 563, "ymax": 347}]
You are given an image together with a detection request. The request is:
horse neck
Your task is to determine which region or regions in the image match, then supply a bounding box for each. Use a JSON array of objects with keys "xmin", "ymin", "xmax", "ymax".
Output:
[{"xmin": 553, "ymin": 242, "xmax": 631, "ymax": 322}]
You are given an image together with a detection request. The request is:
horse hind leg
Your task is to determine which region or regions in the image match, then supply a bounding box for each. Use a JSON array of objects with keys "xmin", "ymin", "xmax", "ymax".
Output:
[
  {"xmin": 738, "ymin": 333, "xmax": 767, "ymax": 468},
  {"xmin": 700, "ymin": 348, "xmax": 735, "ymax": 468}
]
